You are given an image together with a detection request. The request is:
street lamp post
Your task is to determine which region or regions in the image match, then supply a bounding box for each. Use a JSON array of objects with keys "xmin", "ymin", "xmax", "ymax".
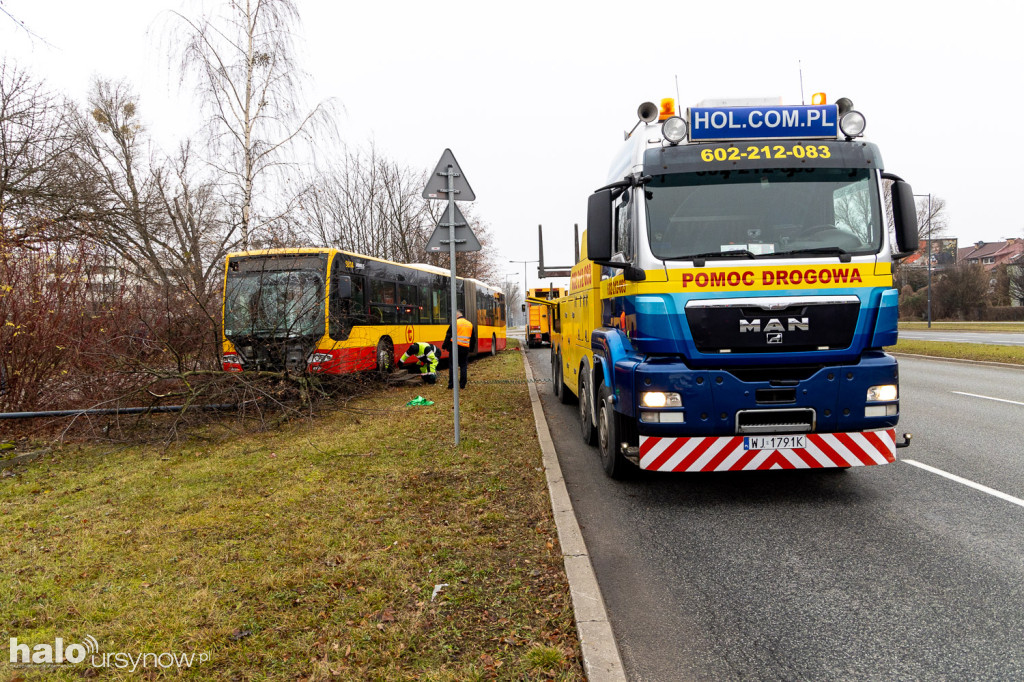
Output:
[
  {"xmin": 505, "ymin": 272, "xmax": 520, "ymax": 325},
  {"xmin": 913, "ymin": 193, "xmax": 932, "ymax": 328},
  {"xmin": 509, "ymin": 258, "xmax": 538, "ymax": 306}
]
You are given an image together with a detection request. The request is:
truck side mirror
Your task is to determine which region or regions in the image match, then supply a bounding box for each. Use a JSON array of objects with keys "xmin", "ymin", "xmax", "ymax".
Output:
[
  {"xmin": 890, "ymin": 180, "xmax": 919, "ymax": 255},
  {"xmin": 587, "ymin": 189, "xmax": 614, "ymax": 262}
]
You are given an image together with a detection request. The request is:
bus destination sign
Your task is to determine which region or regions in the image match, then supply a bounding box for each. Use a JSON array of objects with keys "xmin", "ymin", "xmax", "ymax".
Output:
[{"xmin": 689, "ymin": 104, "xmax": 838, "ymax": 141}]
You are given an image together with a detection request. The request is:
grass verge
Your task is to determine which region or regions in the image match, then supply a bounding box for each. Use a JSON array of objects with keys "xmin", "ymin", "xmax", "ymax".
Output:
[
  {"xmin": 899, "ymin": 321, "xmax": 1024, "ymax": 332},
  {"xmin": 886, "ymin": 339, "xmax": 1024, "ymax": 365},
  {"xmin": 0, "ymin": 349, "xmax": 583, "ymax": 680}
]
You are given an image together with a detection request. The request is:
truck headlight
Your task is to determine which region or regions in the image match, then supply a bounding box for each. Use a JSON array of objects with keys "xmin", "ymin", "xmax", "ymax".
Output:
[
  {"xmin": 866, "ymin": 384, "xmax": 897, "ymax": 402},
  {"xmin": 640, "ymin": 391, "xmax": 682, "ymax": 408},
  {"xmin": 308, "ymin": 353, "xmax": 333, "ymax": 364}
]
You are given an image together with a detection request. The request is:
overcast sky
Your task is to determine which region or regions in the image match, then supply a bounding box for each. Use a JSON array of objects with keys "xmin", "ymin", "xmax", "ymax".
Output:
[{"xmin": 3, "ymin": 0, "xmax": 1021, "ymax": 291}]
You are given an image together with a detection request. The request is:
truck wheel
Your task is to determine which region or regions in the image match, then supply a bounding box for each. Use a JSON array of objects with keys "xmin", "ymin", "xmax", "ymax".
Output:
[
  {"xmin": 554, "ymin": 353, "xmax": 572, "ymax": 404},
  {"xmin": 599, "ymin": 384, "xmax": 631, "ymax": 479},
  {"xmin": 579, "ymin": 369, "xmax": 596, "ymax": 445},
  {"xmin": 551, "ymin": 351, "xmax": 561, "ymax": 398},
  {"xmin": 375, "ymin": 338, "xmax": 394, "ymax": 377}
]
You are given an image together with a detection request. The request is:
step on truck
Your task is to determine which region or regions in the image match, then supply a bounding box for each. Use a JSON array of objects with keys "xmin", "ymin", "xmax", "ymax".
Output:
[{"xmin": 549, "ymin": 95, "xmax": 918, "ymax": 478}]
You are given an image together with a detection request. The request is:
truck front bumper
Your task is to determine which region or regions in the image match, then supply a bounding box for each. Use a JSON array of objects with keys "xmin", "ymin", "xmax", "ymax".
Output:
[{"xmin": 637, "ymin": 428, "xmax": 896, "ymax": 472}]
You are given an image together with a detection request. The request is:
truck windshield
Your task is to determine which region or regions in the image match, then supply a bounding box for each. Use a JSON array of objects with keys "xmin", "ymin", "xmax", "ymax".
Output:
[
  {"xmin": 224, "ymin": 270, "xmax": 325, "ymax": 338},
  {"xmin": 644, "ymin": 168, "xmax": 881, "ymax": 261}
]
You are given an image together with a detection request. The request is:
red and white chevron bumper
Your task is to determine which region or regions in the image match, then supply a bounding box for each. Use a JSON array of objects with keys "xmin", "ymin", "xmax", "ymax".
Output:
[{"xmin": 638, "ymin": 429, "xmax": 896, "ymax": 472}]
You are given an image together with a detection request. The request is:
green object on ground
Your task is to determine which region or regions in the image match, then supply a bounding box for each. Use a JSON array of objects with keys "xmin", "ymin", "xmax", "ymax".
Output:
[{"xmin": 406, "ymin": 396, "xmax": 434, "ymax": 406}]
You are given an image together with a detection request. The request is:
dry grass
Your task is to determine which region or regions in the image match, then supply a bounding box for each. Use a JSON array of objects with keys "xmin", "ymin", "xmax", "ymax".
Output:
[{"xmin": 0, "ymin": 349, "xmax": 583, "ymax": 680}]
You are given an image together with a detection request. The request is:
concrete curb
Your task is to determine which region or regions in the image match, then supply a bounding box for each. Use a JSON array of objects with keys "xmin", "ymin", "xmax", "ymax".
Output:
[{"xmin": 521, "ymin": 349, "xmax": 626, "ymax": 681}]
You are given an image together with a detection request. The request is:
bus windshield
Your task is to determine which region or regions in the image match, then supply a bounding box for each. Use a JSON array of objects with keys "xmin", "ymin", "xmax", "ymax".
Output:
[
  {"xmin": 644, "ymin": 168, "xmax": 881, "ymax": 261},
  {"xmin": 224, "ymin": 270, "xmax": 325, "ymax": 338}
]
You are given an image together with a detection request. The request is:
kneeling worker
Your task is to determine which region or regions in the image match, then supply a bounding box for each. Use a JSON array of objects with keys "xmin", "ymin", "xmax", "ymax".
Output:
[{"xmin": 399, "ymin": 341, "xmax": 440, "ymax": 384}]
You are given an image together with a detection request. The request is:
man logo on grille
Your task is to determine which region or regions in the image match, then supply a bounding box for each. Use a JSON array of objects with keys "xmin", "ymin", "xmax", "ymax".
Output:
[{"xmin": 739, "ymin": 317, "xmax": 809, "ymax": 333}]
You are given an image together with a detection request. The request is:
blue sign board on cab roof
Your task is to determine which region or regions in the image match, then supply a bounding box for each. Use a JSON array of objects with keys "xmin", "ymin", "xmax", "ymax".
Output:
[{"xmin": 689, "ymin": 104, "xmax": 838, "ymax": 141}]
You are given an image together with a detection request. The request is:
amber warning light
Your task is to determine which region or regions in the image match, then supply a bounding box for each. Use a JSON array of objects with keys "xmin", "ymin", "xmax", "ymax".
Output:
[{"xmin": 658, "ymin": 98, "xmax": 676, "ymax": 121}]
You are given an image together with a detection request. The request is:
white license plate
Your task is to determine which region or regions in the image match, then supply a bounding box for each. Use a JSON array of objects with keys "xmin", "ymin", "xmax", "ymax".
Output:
[{"xmin": 743, "ymin": 435, "xmax": 807, "ymax": 451}]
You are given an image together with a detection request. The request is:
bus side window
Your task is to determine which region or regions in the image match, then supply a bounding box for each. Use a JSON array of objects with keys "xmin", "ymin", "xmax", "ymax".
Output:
[
  {"xmin": 371, "ymin": 280, "xmax": 396, "ymax": 324},
  {"xmin": 417, "ymin": 285, "xmax": 430, "ymax": 323},
  {"xmin": 399, "ymin": 283, "xmax": 417, "ymax": 324},
  {"xmin": 433, "ymin": 286, "xmax": 449, "ymax": 323}
]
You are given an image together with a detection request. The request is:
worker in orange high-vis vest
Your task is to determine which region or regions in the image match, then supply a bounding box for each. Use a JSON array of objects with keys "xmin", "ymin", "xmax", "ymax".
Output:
[{"xmin": 442, "ymin": 309, "xmax": 474, "ymax": 389}]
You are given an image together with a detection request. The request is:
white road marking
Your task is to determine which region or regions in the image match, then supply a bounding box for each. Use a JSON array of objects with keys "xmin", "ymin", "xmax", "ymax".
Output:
[
  {"xmin": 903, "ymin": 459, "xmax": 1024, "ymax": 509},
  {"xmin": 952, "ymin": 391, "xmax": 1024, "ymax": 407}
]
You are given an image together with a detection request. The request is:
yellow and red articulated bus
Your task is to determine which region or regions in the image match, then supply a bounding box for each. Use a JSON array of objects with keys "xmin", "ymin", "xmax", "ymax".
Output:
[{"xmin": 221, "ymin": 248, "xmax": 506, "ymax": 375}]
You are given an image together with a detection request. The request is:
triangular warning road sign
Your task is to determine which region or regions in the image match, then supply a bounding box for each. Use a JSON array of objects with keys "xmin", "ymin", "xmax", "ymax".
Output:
[
  {"xmin": 422, "ymin": 148, "xmax": 476, "ymax": 202},
  {"xmin": 425, "ymin": 204, "xmax": 481, "ymax": 252}
]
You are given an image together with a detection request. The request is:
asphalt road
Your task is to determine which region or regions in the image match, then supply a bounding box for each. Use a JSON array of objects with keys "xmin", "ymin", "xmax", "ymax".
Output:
[
  {"xmin": 528, "ymin": 348, "xmax": 1024, "ymax": 681},
  {"xmin": 900, "ymin": 330, "xmax": 1024, "ymax": 346}
]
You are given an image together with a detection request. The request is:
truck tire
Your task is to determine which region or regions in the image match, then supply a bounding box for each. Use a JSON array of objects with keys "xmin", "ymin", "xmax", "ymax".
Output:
[
  {"xmin": 554, "ymin": 352, "xmax": 573, "ymax": 404},
  {"xmin": 598, "ymin": 384, "xmax": 631, "ymax": 479},
  {"xmin": 551, "ymin": 350, "xmax": 560, "ymax": 397},
  {"xmin": 579, "ymin": 368, "xmax": 596, "ymax": 445}
]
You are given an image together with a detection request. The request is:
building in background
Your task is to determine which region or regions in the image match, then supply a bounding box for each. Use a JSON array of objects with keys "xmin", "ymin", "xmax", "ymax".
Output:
[{"xmin": 958, "ymin": 239, "xmax": 1024, "ymax": 271}]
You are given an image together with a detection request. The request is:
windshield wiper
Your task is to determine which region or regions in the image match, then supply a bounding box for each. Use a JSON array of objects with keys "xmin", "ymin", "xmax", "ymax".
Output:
[
  {"xmin": 666, "ymin": 249, "xmax": 758, "ymax": 267},
  {"xmin": 771, "ymin": 246, "xmax": 853, "ymax": 262}
]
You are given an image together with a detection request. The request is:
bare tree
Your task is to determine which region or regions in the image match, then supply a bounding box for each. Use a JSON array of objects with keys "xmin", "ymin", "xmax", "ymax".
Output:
[
  {"xmin": 418, "ymin": 201, "xmax": 499, "ymax": 283},
  {"xmin": 933, "ymin": 263, "xmax": 988, "ymax": 320},
  {"xmin": 916, "ymin": 195, "xmax": 947, "ymax": 241},
  {"xmin": 0, "ymin": 2, "xmax": 49, "ymax": 42},
  {"xmin": 74, "ymin": 78, "xmax": 235, "ymax": 366},
  {"xmin": 501, "ymin": 279, "xmax": 522, "ymax": 324},
  {"xmin": 296, "ymin": 143, "xmax": 501, "ymax": 286},
  {"xmin": 170, "ymin": 0, "xmax": 334, "ymax": 248},
  {"xmin": 1007, "ymin": 264, "xmax": 1024, "ymax": 307},
  {"xmin": 75, "ymin": 78, "xmax": 167, "ymax": 285},
  {"xmin": 0, "ymin": 61, "xmax": 84, "ymax": 243}
]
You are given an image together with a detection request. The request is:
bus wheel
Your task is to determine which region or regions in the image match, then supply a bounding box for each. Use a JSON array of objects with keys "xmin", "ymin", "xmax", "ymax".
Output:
[
  {"xmin": 599, "ymin": 384, "xmax": 631, "ymax": 479},
  {"xmin": 376, "ymin": 338, "xmax": 394, "ymax": 377},
  {"xmin": 579, "ymin": 368, "xmax": 596, "ymax": 445},
  {"xmin": 491, "ymin": 334, "xmax": 497, "ymax": 356}
]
